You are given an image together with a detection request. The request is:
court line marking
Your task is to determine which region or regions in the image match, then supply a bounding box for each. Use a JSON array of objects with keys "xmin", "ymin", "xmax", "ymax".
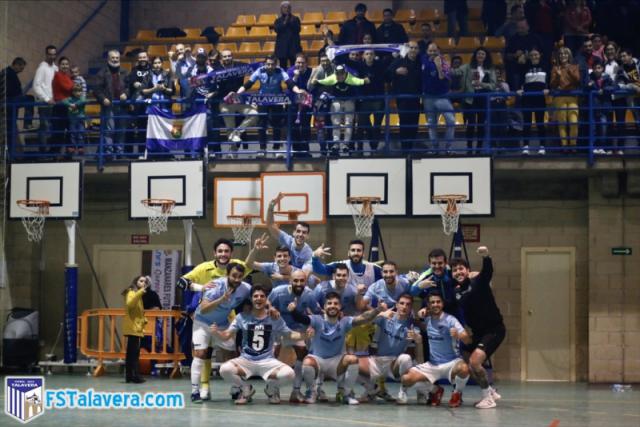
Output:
[{"xmin": 623, "ymin": 414, "xmax": 640, "ymax": 418}]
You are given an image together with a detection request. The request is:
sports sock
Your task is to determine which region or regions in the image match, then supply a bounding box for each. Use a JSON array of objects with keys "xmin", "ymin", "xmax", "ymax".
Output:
[
  {"xmin": 190, "ymin": 357, "xmax": 204, "ymax": 394},
  {"xmin": 302, "ymin": 365, "xmax": 316, "ymax": 391},
  {"xmin": 396, "ymin": 354, "xmax": 413, "ymax": 377},
  {"xmin": 293, "ymin": 360, "xmax": 303, "ymax": 390},
  {"xmin": 454, "ymin": 375, "xmax": 469, "ymax": 392},
  {"xmin": 481, "ymin": 387, "xmax": 491, "ymax": 398},
  {"xmin": 344, "ymin": 364, "xmax": 359, "ymax": 394}
]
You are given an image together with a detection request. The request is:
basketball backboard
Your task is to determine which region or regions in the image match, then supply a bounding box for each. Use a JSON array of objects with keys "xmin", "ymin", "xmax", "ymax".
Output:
[
  {"xmin": 328, "ymin": 158, "xmax": 407, "ymax": 216},
  {"xmin": 213, "ymin": 177, "xmax": 263, "ymax": 228},
  {"xmin": 411, "ymin": 157, "xmax": 493, "ymax": 216},
  {"xmin": 9, "ymin": 162, "xmax": 82, "ymax": 219},
  {"xmin": 129, "ymin": 160, "xmax": 205, "ymax": 219},
  {"xmin": 261, "ymin": 172, "xmax": 326, "ymax": 224}
]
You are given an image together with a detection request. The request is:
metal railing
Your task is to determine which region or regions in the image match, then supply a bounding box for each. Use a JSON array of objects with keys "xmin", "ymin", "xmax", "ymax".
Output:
[{"xmin": 5, "ymin": 89, "xmax": 639, "ymax": 169}]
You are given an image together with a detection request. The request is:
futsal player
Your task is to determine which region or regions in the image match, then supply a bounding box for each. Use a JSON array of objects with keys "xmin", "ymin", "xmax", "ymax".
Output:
[
  {"xmin": 266, "ymin": 192, "xmax": 313, "ymax": 272},
  {"xmin": 245, "ymin": 233, "xmax": 301, "ymax": 289}
]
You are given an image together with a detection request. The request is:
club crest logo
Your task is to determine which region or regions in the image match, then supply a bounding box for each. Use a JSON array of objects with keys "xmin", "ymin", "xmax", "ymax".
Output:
[
  {"xmin": 170, "ymin": 120, "xmax": 184, "ymax": 139},
  {"xmin": 4, "ymin": 377, "xmax": 45, "ymax": 424}
]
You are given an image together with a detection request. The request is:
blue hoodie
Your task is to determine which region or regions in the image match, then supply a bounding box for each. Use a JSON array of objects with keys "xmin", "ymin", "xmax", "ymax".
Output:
[{"xmin": 421, "ymin": 55, "xmax": 451, "ymax": 96}]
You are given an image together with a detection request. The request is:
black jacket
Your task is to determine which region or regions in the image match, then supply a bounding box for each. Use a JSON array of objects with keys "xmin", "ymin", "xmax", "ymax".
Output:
[
  {"xmin": 385, "ymin": 56, "xmax": 422, "ymax": 94},
  {"xmin": 274, "ymin": 14, "xmax": 302, "ymax": 58},
  {"xmin": 375, "ymin": 22, "xmax": 409, "ymax": 44},
  {"xmin": 338, "ymin": 17, "xmax": 377, "ymax": 45},
  {"xmin": 93, "ymin": 65, "xmax": 129, "ymax": 104}
]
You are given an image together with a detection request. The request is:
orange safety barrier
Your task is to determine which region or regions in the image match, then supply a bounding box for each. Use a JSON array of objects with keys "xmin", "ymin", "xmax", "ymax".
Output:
[{"xmin": 79, "ymin": 308, "xmax": 185, "ymax": 378}]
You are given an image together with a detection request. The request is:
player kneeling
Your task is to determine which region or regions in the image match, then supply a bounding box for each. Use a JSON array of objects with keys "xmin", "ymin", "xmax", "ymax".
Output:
[
  {"xmin": 399, "ymin": 291, "xmax": 471, "ymax": 407},
  {"xmin": 211, "ymin": 285, "xmax": 306, "ymax": 404}
]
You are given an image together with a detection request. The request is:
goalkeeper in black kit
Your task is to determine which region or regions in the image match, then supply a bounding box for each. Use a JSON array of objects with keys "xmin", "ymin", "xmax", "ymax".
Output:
[{"xmin": 450, "ymin": 246, "xmax": 505, "ymax": 409}]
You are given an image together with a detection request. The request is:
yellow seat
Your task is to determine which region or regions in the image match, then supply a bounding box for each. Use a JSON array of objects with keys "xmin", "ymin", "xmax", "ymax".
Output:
[
  {"xmin": 302, "ymin": 12, "xmax": 323, "ymax": 25},
  {"xmin": 234, "ymin": 15, "xmax": 256, "ymax": 27},
  {"xmin": 453, "ymin": 36, "xmax": 481, "ymax": 52},
  {"xmin": 308, "ymin": 39, "xmax": 325, "ymax": 52},
  {"xmin": 468, "ymin": 20, "xmax": 485, "ymax": 34},
  {"xmin": 85, "ymin": 103, "xmax": 101, "ymax": 117},
  {"xmin": 257, "ymin": 14, "xmax": 278, "ymax": 26},
  {"xmin": 468, "ymin": 8, "xmax": 482, "ymax": 20},
  {"xmin": 394, "ymin": 9, "xmax": 413, "ymax": 22},
  {"xmin": 324, "ymin": 24, "xmax": 340, "ymax": 36},
  {"xmin": 215, "ymin": 26, "xmax": 225, "ymax": 36},
  {"xmin": 433, "ymin": 37, "xmax": 455, "ymax": 52},
  {"xmin": 493, "ymin": 52, "xmax": 504, "ymax": 66},
  {"xmin": 183, "ymin": 28, "xmax": 204, "ymax": 39},
  {"xmin": 419, "ymin": 9, "xmax": 441, "ymax": 21},
  {"xmin": 300, "ymin": 25, "xmax": 318, "ymax": 36},
  {"xmin": 147, "ymin": 45, "xmax": 168, "ymax": 58},
  {"xmin": 217, "ymin": 42, "xmax": 237, "ymax": 53},
  {"xmin": 119, "ymin": 62, "xmax": 132, "ymax": 72},
  {"xmin": 367, "ymin": 10, "xmax": 383, "ymax": 23},
  {"xmin": 123, "ymin": 45, "xmax": 143, "ymax": 56},
  {"xmin": 136, "ymin": 30, "xmax": 156, "ymax": 41},
  {"xmin": 483, "ymin": 36, "xmax": 506, "ymax": 50},
  {"xmin": 225, "ymin": 27, "xmax": 248, "ymax": 39},
  {"xmin": 248, "ymin": 26, "xmax": 273, "ymax": 40},
  {"xmin": 262, "ymin": 41, "xmax": 276, "ymax": 53},
  {"xmin": 193, "ymin": 43, "xmax": 214, "ymax": 54},
  {"xmin": 308, "ymin": 56, "xmax": 319, "ymax": 67},
  {"xmin": 384, "ymin": 114, "xmax": 399, "ymax": 127},
  {"xmin": 238, "ymin": 42, "xmax": 261, "ymax": 55},
  {"xmin": 324, "ymin": 11, "xmax": 347, "ymax": 24}
]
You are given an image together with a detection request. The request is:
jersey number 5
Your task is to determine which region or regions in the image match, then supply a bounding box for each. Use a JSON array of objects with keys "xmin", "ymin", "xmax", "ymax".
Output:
[{"xmin": 252, "ymin": 329, "xmax": 265, "ymax": 351}]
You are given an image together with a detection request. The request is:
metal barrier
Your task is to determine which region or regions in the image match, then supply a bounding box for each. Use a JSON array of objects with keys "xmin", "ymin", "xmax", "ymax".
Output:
[
  {"xmin": 78, "ymin": 308, "xmax": 185, "ymax": 378},
  {"xmin": 5, "ymin": 89, "xmax": 639, "ymax": 169}
]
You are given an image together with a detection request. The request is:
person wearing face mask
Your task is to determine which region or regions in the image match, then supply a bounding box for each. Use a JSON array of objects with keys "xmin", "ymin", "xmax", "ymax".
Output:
[
  {"xmin": 51, "ymin": 56, "xmax": 74, "ymax": 157},
  {"xmin": 141, "ymin": 56, "xmax": 174, "ymax": 112},
  {"xmin": 94, "ymin": 49, "xmax": 129, "ymax": 158}
]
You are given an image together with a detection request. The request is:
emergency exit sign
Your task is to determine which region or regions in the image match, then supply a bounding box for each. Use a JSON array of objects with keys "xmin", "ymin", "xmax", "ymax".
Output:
[{"xmin": 611, "ymin": 247, "xmax": 632, "ymax": 256}]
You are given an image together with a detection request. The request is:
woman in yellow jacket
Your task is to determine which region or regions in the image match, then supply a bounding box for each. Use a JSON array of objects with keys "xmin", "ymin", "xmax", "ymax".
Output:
[{"xmin": 122, "ymin": 275, "xmax": 149, "ymax": 383}]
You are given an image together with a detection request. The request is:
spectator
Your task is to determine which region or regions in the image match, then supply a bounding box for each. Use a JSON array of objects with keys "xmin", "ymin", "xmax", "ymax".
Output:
[
  {"xmin": 141, "ymin": 56, "xmax": 174, "ymax": 112},
  {"xmin": 287, "ymin": 53, "xmax": 313, "ymax": 156},
  {"xmin": 376, "ymin": 9, "xmax": 408, "ymax": 44},
  {"xmin": 524, "ymin": 0, "xmax": 560, "ymax": 62},
  {"xmin": 616, "ymin": 48, "xmax": 640, "ymax": 151},
  {"xmin": 495, "ymin": 4, "xmax": 525, "ymax": 39},
  {"xmin": 457, "ymin": 48, "xmax": 497, "ymax": 153},
  {"xmin": 406, "ymin": 9, "xmax": 419, "ymax": 34},
  {"xmin": 591, "ymin": 34, "xmax": 604, "ymax": 61},
  {"xmin": 93, "ymin": 49, "xmax": 129, "ymax": 157},
  {"xmin": 128, "ymin": 51, "xmax": 152, "ymax": 154},
  {"xmin": 356, "ymin": 49, "xmax": 386, "ymax": 153},
  {"xmin": 586, "ymin": 58, "xmax": 615, "ymax": 154},
  {"xmin": 67, "ymin": 67, "xmax": 85, "ymax": 101},
  {"xmin": 1, "ymin": 57, "xmax": 34, "ymax": 149},
  {"xmin": 186, "ymin": 49, "xmax": 218, "ymax": 157},
  {"xmin": 563, "ymin": 0, "xmax": 592, "ymax": 54},
  {"xmin": 445, "ymin": 0, "xmax": 469, "ymax": 38},
  {"xmin": 208, "ymin": 48, "xmax": 221, "ymax": 68},
  {"xmin": 33, "ymin": 45, "xmax": 58, "ymax": 153},
  {"xmin": 504, "ymin": 19, "xmax": 544, "ymax": 92},
  {"xmin": 422, "ymin": 42, "xmax": 457, "ymax": 153},
  {"xmin": 449, "ymin": 55, "xmax": 465, "ymax": 97},
  {"xmin": 550, "ymin": 47, "xmax": 581, "ymax": 149},
  {"xmin": 517, "ymin": 48, "xmax": 549, "ymax": 155},
  {"xmin": 338, "ymin": 3, "xmax": 377, "ymax": 45},
  {"xmin": 312, "ymin": 64, "xmax": 369, "ymax": 155},
  {"xmin": 482, "ymin": 0, "xmax": 507, "ymax": 36},
  {"xmin": 491, "ymin": 65, "xmax": 515, "ymax": 151},
  {"xmin": 308, "ymin": 53, "xmax": 335, "ymax": 154},
  {"xmin": 603, "ymin": 42, "xmax": 625, "ymax": 153},
  {"xmin": 386, "ymin": 41, "xmax": 423, "ymax": 152},
  {"xmin": 51, "ymin": 56, "xmax": 74, "ymax": 156},
  {"xmin": 418, "ymin": 23, "xmax": 434, "ymax": 56},
  {"xmin": 274, "ymin": 1, "xmax": 302, "ymax": 68},
  {"xmin": 575, "ymin": 38, "xmax": 596, "ymax": 86},
  {"xmin": 169, "ymin": 44, "xmax": 194, "ymax": 97},
  {"xmin": 308, "ymin": 53, "xmax": 335, "ymax": 93},
  {"xmin": 61, "ymin": 84, "xmax": 86, "ymax": 155},
  {"xmin": 317, "ymin": 28, "xmax": 336, "ymax": 59},
  {"xmin": 216, "ymin": 50, "xmax": 258, "ymax": 155},
  {"xmin": 237, "ymin": 55, "xmax": 306, "ymax": 158}
]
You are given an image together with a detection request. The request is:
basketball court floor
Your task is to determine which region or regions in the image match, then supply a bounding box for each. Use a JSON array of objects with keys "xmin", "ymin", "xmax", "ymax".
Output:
[{"xmin": 1, "ymin": 374, "xmax": 638, "ymax": 427}]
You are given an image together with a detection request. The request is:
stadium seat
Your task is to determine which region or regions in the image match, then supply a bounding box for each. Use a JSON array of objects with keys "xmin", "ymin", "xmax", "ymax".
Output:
[
  {"xmin": 135, "ymin": 30, "xmax": 156, "ymax": 41},
  {"xmin": 302, "ymin": 12, "xmax": 323, "ymax": 25},
  {"xmin": 248, "ymin": 26, "xmax": 274, "ymax": 40},
  {"xmin": 224, "ymin": 27, "xmax": 248, "ymax": 40},
  {"xmin": 183, "ymin": 28, "xmax": 204, "ymax": 40},
  {"xmin": 300, "ymin": 25, "xmax": 318, "ymax": 37},
  {"xmin": 493, "ymin": 52, "xmax": 504, "ymax": 66},
  {"xmin": 394, "ymin": 9, "xmax": 413, "ymax": 22},
  {"xmin": 308, "ymin": 39, "xmax": 324, "ymax": 52},
  {"xmin": 233, "ymin": 14, "xmax": 256, "ymax": 27},
  {"xmin": 217, "ymin": 42, "xmax": 237, "ymax": 53},
  {"xmin": 457, "ymin": 52, "xmax": 473, "ymax": 64},
  {"xmin": 193, "ymin": 43, "xmax": 214, "ymax": 54},
  {"xmin": 308, "ymin": 56, "xmax": 319, "ymax": 67},
  {"xmin": 324, "ymin": 11, "xmax": 347, "ymax": 24},
  {"xmin": 238, "ymin": 42, "xmax": 261, "ymax": 56},
  {"xmin": 215, "ymin": 26, "xmax": 225, "ymax": 36},
  {"xmin": 324, "ymin": 24, "xmax": 340, "ymax": 36},
  {"xmin": 262, "ymin": 41, "xmax": 275, "ymax": 53},
  {"xmin": 468, "ymin": 8, "xmax": 482, "ymax": 19},
  {"xmin": 119, "ymin": 62, "xmax": 132, "ymax": 72},
  {"xmin": 298, "ymin": 40, "xmax": 309, "ymax": 52},
  {"xmin": 453, "ymin": 37, "xmax": 482, "ymax": 52},
  {"xmin": 367, "ymin": 10, "xmax": 383, "ymax": 23},
  {"xmin": 468, "ymin": 20, "xmax": 485, "ymax": 34},
  {"xmin": 147, "ymin": 45, "xmax": 168, "ymax": 57},
  {"xmin": 124, "ymin": 45, "xmax": 144, "ymax": 56},
  {"xmin": 483, "ymin": 36, "xmax": 506, "ymax": 50},
  {"xmin": 257, "ymin": 14, "xmax": 278, "ymax": 26},
  {"xmin": 433, "ymin": 37, "xmax": 455, "ymax": 52},
  {"xmin": 84, "ymin": 103, "xmax": 101, "ymax": 118},
  {"xmin": 419, "ymin": 9, "xmax": 441, "ymax": 21}
]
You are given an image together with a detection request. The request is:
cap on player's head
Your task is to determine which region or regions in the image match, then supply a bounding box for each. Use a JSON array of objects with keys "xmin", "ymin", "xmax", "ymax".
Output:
[
  {"xmin": 251, "ymin": 284, "xmax": 268, "ymax": 297},
  {"xmin": 449, "ymin": 257, "xmax": 469, "ymax": 269},
  {"xmin": 428, "ymin": 248, "xmax": 447, "ymax": 261},
  {"xmin": 214, "ymin": 238, "xmax": 234, "ymax": 252},
  {"xmin": 226, "ymin": 262, "xmax": 245, "ymax": 275}
]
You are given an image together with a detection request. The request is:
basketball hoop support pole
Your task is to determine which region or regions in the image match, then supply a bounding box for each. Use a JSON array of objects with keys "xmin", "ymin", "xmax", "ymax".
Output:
[
  {"xmin": 64, "ymin": 220, "xmax": 78, "ymax": 363},
  {"xmin": 449, "ymin": 220, "xmax": 469, "ymax": 265},
  {"xmin": 183, "ymin": 220, "xmax": 193, "ymax": 267}
]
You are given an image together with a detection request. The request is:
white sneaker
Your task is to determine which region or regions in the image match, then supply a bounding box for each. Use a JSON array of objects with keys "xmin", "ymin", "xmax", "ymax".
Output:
[
  {"xmin": 490, "ymin": 387, "xmax": 501, "ymax": 401},
  {"xmin": 475, "ymin": 395, "xmax": 496, "ymax": 409},
  {"xmin": 305, "ymin": 388, "xmax": 317, "ymax": 404},
  {"xmin": 396, "ymin": 388, "xmax": 408, "ymax": 405},
  {"xmin": 344, "ymin": 393, "xmax": 359, "ymax": 405},
  {"xmin": 289, "ymin": 389, "xmax": 305, "ymax": 403},
  {"xmin": 256, "ymin": 151, "xmax": 266, "ymax": 158},
  {"xmin": 265, "ymin": 384, "xmax": 281, "ymax": 404},
  {"xmin": 616, "ymin": 150, "xmax": 624, "ymax": 155},
  {"xmin": 275, "ymin": 152, "xmax": 285, "ymax": 159},
  {"xmin": 538, "ymin": 146, "xmax": 546, "ymax": 155},
  {"xmin": 230, "ymin": 132, "xmax": 243, "ymax": 143},
  {"xmin": 316, "ymin": 388, "xmax": 328, "ymax": 402},
  {"xmin": 522, "ymin": 145, "xmax": 530, "ymax": 155}
]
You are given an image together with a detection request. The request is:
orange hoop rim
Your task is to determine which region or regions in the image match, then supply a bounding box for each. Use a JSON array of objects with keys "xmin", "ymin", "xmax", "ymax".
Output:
[
  {"xmin": 273, "ymin": 210, "xmax": 302, "ymax": 221},
  {"xmin": 347, "ymin": 196, "xmax": 381, "ymax": 216},
  {"xmin": 141, "ymin": 198, "xmax": 176, "ymax": 214},
  {"xmin": 17, "ymin": 199, "xmax": 50, "ymax": 214},
  {"xmin": 227, "ymin": 214, "xmax": 260, "ymax": 225},
  {"xmin": 432, "ymin": 194, "xmax": 467, "ymax": 214}
]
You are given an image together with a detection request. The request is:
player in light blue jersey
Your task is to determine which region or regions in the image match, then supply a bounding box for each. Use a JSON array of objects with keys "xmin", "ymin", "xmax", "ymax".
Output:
[
  {"xmin": 213, "ymin": 285, "xmax": 307, "ymax": 405},
  {"xmin": 246, "ymin": 233, "xmax": 302, "ymax": 289},
  {"xmin": 268, "ymin": 269, "xmax": 320, "ymax": 403},
  {"xmin": 356, "ymin": 293, "xmax": 420, "ymax": 403},
  {"xmin": 313, "ymin": 263, "xmax": 361, "ymax": 316},
  {"xmin": 266, "ymin": 193, "xmax": 313, "ymax": 272},
  {"xmin": 288, "ymin": 291, "xmax": 388, "ymax": 405},
  {"xmin": 398, "ymin": 291, "xmax": 472, "ymax": 408},
  {"xmin": 190, "ymin": 263, "xmax": 251, "ymax": 403},
  {"xmin": 360, "ymin": 261, "xmax": 416, "ymax": 310}
]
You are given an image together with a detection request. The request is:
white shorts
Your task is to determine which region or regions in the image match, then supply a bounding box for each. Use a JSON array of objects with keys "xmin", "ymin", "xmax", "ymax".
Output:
[
  {"xmin": 413, "ymin": 358, "xmax": 463, "ymax": 384},
  {"xmin": 368, "ymin": 356, "xmax": 400, "ymax": 381},
  {"xmin": 227, "ymin": 357, "xmax": 290, "ymax": 381},
  {"xmin": 307, "ymin": 354, "xmax": 344, "ymax": 380},
  {"xmin": 192, "ymin": 320, "xmax": 235, "ymax": 352}
]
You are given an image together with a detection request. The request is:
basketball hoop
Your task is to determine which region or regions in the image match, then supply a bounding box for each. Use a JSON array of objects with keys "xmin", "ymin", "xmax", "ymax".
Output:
[
  {"xmin": 227, "ymin": 215, "xmax": 259, "ymax": 245},
  {"xmin": 141, "ymin": 199, "xmax": 175, "ymax": 234},
  {"xmin": 347, "ymin": 196, "xmax": 381, "ymax": 238},
  {"xmin": 16, "ymin": 199, "xmax": 50, "ymax": 242},
  {"xmin": 433, "ymin": 194, "xmax": 467, "ymax": 236}
]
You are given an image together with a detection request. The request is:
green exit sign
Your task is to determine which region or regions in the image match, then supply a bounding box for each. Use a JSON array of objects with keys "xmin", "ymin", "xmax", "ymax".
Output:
[{"xmin": 611, "ymin": 247, "xmax": 632, "ymax": 256}]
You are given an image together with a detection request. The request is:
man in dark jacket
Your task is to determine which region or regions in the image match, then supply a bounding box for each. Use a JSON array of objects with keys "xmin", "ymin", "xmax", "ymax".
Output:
[
  {"xmin": 274, "ymin": 1, "xmax": 302, "ymax": 69},
  {"xmin": 2, "ymin": 57, "xmax": 34, "ymax": 151},
  {"xmin": 375, "ymin": 9, "xmax": 408, "ymax": 44},
  {"xmin": 93, "ymin": 50, "xmax": 129, "ymax": 157},
  {"xmin": 128, "ymin": 50, "xmax": 152, "ymax": 154},
  {"xmin": 445, "ymin": 0, "xmax": 469, "ymax": 37},
  {"xmin": 338, "ymin": 3, "xmax": 377, "ymax": 45}
]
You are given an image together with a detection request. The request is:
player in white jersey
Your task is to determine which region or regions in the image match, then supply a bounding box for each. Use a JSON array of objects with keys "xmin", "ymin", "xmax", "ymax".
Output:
[
  {"xmin": 398, "ymin": 291, "xmax": 472, "ymax": 407},
  {"xmin": 212, "ymin": 285, "xmax": 307, "ymax": 404},
  {"xmin": 288, "ymin": 291, "xmax": 389, "ymax": 405},
  {"xmin": 266, "ymin": 193, "xmax": 313, "ymax": 272},
  {"xmin": 245, "ymin": 233, "xmax": 301, "ymax": 289}
]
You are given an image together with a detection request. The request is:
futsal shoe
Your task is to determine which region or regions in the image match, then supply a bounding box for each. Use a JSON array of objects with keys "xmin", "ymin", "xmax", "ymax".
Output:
[
  {"xmin": 235, "ymin": 385, "xmax": 255, "ymax": 405},
  {"xmin": 230, "ymin": 387, "xmax": 242, "ymax": 400},
  {"xmin": 475, "ymin": 395, "xmax": 496, "ymax": 409},
  {"xmin": 289, "ymin": 389, "xmax": 305, "ymax": 404},
  {"xmin": 448, "ymin": 390, "xmax": 463, "ymax": 408},
  {"xmin": 305, "ymin": 388, "xmax": 318, "ymax": 404},
  {"xmin": 428, "ymin": 385, "xmax": 444, "ymax": 406},
  {"xmin": 343, "ymin": 392, "xmax": 359, "ymax": 405},
  {"xmin": 375, "ymin": 389, "xmax": 396, "ymax": 402},
  {"xmin": 490, "ymin": 387, "xmax": 501, "ymax": 401},
  {"xmin": 265, "ymin": 384, "xmax": 281, "ymax": 404},
  {"xmin": 416, "ymin": 391, "xmax": 428, "ymax": 404},
  {"xmin": 396, "ymin": 388, "xmax": 408, "ymax": 405},
  {"xmin": 316, "ymin": 387, "xmax": 329, "ymax": 402},
  {"xmin": 191, "ymin": 392, "xmax": 202, "ymax": 403}
]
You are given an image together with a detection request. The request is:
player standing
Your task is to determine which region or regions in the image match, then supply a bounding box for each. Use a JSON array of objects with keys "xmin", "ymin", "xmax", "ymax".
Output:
[{"xmin": 266, "ymin": 193, "xmax": 313, "ymax": 272}]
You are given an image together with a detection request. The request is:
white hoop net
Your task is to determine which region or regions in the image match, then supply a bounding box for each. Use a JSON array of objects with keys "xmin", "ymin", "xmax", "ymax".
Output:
[
  {"xmin": 142, "ymin": 199, "xmax": 175, "ymax": 234},
  {"xmin": 17, "ymin": 200, "xmax": 49, "ymax": 242},
  {"xmin": 433, "ymin": 195, "xmax": 466, "ymax": 236},
  {"xmin": 228, "ymin": 215, "xmax": 258, "ymax": 245},
  {"xmin": 347, "ymin": 197, "xmax": 380, "ymax": 238}
]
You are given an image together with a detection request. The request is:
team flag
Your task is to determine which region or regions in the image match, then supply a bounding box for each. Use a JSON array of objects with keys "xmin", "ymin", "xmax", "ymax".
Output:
[{"xmin": 146, "ymin": 104, "xmax": 207, "ymax": 152}]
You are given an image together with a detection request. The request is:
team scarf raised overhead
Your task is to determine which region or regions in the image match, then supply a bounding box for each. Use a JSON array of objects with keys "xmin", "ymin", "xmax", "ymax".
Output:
[
  {"xmin": 146, "ymin": 104, "xmax": 207, "ymax": 152},
  {"xmin": 189, "ymin": 62, "xmax": 263, "ymax": 87},
  {"xmin": 325, "ymin": 43, "xmax": 411, "ymax": 61},
  {"xmin": 224, "ymin": 91, "xmax": 313, "ymax": 107}
]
